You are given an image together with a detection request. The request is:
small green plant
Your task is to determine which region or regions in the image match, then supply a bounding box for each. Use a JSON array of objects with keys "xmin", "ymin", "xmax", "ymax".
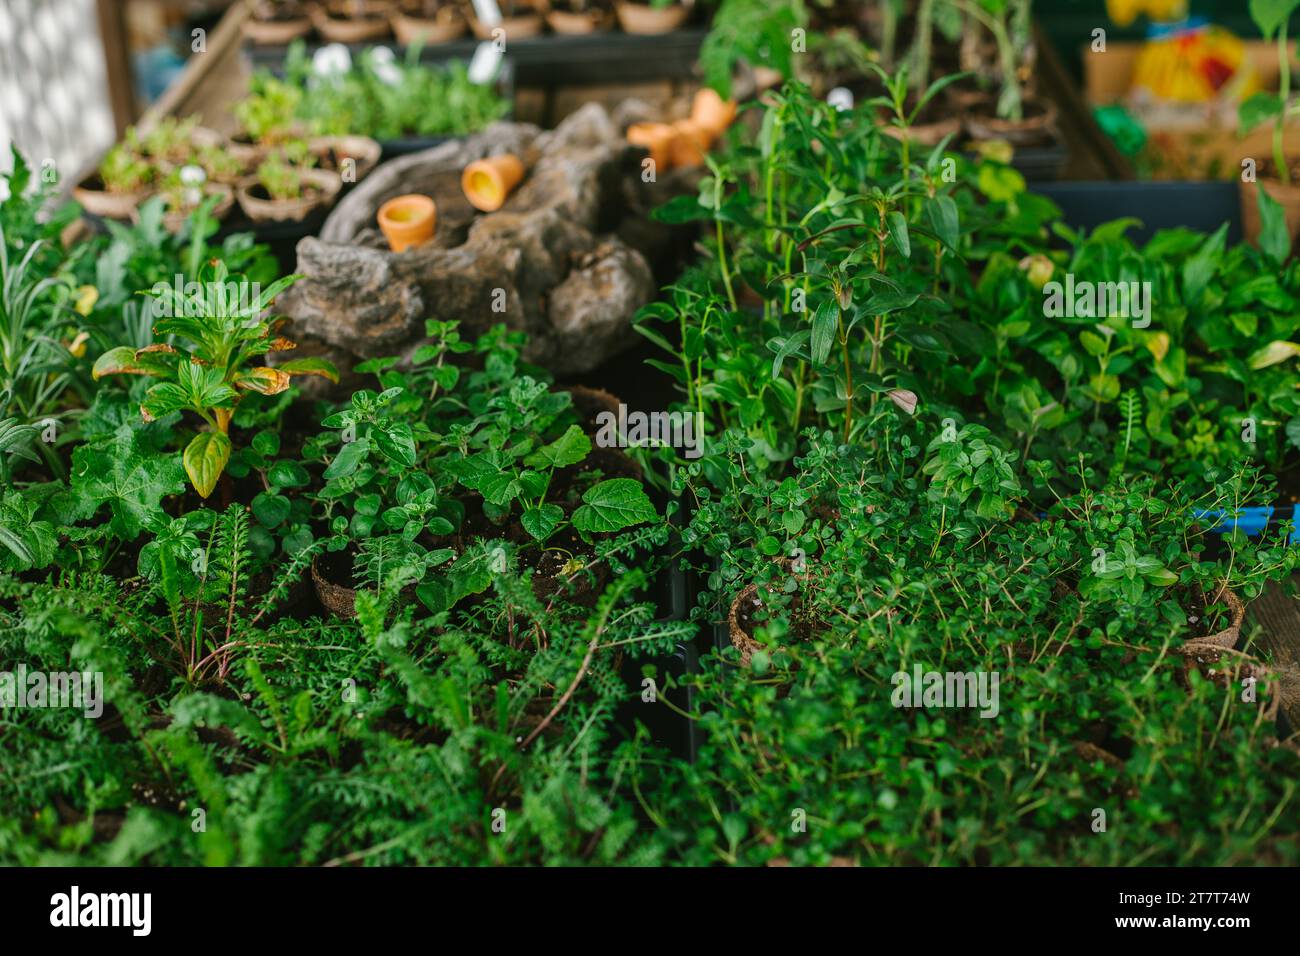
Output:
[
  {"xmin": 91, "ymin": 262, "xmax": 338, "ymax": 497},
  {"xmin": 98, "ymin": 144, "xmax": 155, "ymax": 194},
  {"xmin": 1239, "ymin": 0, "xmax": 1300, "ymax": 184}
]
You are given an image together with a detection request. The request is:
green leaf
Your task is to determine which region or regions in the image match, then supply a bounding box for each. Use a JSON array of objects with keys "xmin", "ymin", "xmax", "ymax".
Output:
[
  {"xmin": 521, "ymin": 503, "xmax": 565, "ymax": 541},
  {"xmin": 268, "ymin": 460, "xmax": 310, "ymax": 488},
  {"xmin": 1249, "ymin": 0, "xmax": 1300, "ymax": 39},
  {"xmin": 929, "ymin": 195, "xmax": 959, "ymax": 249},
  {"xmin": 374, "ymin": 422, "xmax": 417, "ymax": 468},
  {"xmin": 1239, "ymin": 91, "xmax": 1284, "ymax": 134},
  {"xmin": 251, "ymin": 491, "xmax": 291, "ymax": 528},
  {"xmin": 571, "ymin": 478, "xmax": 657, "ymax": 534},
  {"xmin": 65, "ymin": 424, "xmax": 186, "ymax": 540},
  {"xmin": 887, "ymin": 211, "xmax": 911, "ymax": 259},
  {"xmin": 276, "ymin": 357, "xmax": 340, "ymax": 383},
  {"xmin": 251, "ymin": 431, "xmax": 280, "ymax": 457},
  {"xmin": 1248, "ymin": 340, "xmax": 1300, "ymax": 369},
  {"xmin": 523, "ymin": 424, "xmax": 591, "ymax": 470},
  {"xmin": 810, "ymin": 298, "xmax": 839, "ymax": 366},
  {"xmin": 1256, "ymin": 184, "xmax": 1292, "ymax": 265},
  {"xmin": 1079, "ymin": 330, "xmax": 1108, "ymax": 356},
  {"xmin": 184, "ymin": 431, "xmax": 232, "ymax": 499},
  {"xmin": 324, "ymin": 438, "xmax": 370, "ymax": 479}
]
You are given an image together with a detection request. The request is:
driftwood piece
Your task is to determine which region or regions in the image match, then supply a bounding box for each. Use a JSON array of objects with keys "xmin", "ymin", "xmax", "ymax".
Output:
[{"xmin": 276, "ymin": 103, "xmax": 681, "ymax": 386}]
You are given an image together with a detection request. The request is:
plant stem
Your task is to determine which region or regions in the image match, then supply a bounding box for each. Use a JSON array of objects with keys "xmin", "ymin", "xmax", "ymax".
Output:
[{"xmin": 1276, "ymin": 24, "xmax": 1291, "ymax": 186}]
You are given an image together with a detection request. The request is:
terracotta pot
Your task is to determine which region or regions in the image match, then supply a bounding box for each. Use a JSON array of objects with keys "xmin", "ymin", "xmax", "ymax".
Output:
[
  {"xmin": 546, "ymin": 7, "xmax": 611, "ymax": 34},
  {"xmin": 307, "ymin": 134, "xmax": 381, "ymax": 182},
  {"xmin": 1240, "ymin": 177, "xmax": 1300, "ymax": 251},
  {"xmin": 615, "ymin": 0, "xmax": 688, "ymax": 34},
  {"xmin": 880, "ymin": 115, "xmax": 962, "ymax": 147},
  {"xmin": 626, "ymin": 121, "xmax": 676, "ymax": 170},
  {"xmin": 461, "ymin": 154, "xmax": 525, "ymax": 212},
  {"xmin": 241, "ymin": 11, "xmax": 313, "ymax": 44},
  {"xmin": 963, "ymin": 99, "xmax": 1058, "ymax": 147},
  {"xmin": 691, "ymin": 87, "xmax": 737, "ymax": 140},
  {"xmin": 236, "ymin": 168, "xmax": 342, "ymax": 223},
  {"xmin": 378, "ymin": 193, "xmax": 437, "ymax": 251},
  {"xmin": 469, "ymin": 8, "xmax": 543, "ymax": 41},
  {"xmin": 311, "ymin": 2, "xmax": 394, "ymax": 42},
  {"xmin": 390, "ymin": 8, "xmax": 466, "ymax": 44},
  {"xmin": 74, "ymin": 178, "xmax": 152, "ymax": 220},
  {"xmin": 312, "ymin": 555, "xmax": 358, "ymax": 619},
  {"xmin": 670, "ymin": 118, "xmax": 709, "ymax": 168}
]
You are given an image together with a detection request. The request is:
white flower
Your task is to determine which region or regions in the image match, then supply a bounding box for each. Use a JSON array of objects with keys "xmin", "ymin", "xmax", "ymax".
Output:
[
  {"xmin": 369, "ymin": 47, "xmax": 401, "ymax": 86},
  {"xmin": 179, "ymin": 164, "xmax": 207, "ymax": 187},
  {"xmin": 312, "ymin": 43, "xmax": 352, "ymax": 78}
]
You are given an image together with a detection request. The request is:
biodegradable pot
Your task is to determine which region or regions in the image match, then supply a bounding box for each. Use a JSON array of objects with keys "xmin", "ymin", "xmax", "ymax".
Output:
[
  {"xmin": 964, "ymin": 98, "xmax": 1059, "ymax": 148},
  {"xmin": 377, "ymin": 193, "xmax": 437, "ymax": 251},
  {"xmin": 546, "ymin": 6, "xmax": 612, "ymax": 34},
  {"xmin": 469, "ymin": 5, "xmax": 544, "ymax": 41},
  {"xmin": 227, "ymin": 137, "xmax": 269, "ymax": 170},
  {"xmin": 73, "ymin": 176, "xmax": 152, "ymax": 220},
  {"xmin": 1240, "ymin": 176, "xmax": 1300, "ymax": 250},
  {"xmin": 311, "ymin": 1, "xmax": 394, "ymax": 42},
  {"xmin": 236, "ymin": 168, "xmax": 343, "ymax": 223},
  {"xmin": 615, "ymin": 0, "xmax": 688, "ymax": 34},
  {"xmin": 669, "ymin": 118, "xmax": 709, "ymax": 169},
  {"xmin": 241, "ymin": 3, "xmax": 313, "ymax": 44},
  {"xmin": 461, "ymin": 154, "xmax": 525, "ymax": 212},
  {"xmin": 727, "ymin": 583, "xmax": 767, "ymax": 666},
  {"xmin": 625, "ymin": 121, "xmax": 675, "ymax": 170},
  {"xmin": 390, "ymin": 6, "xmax": 466, "ymax": 44},
  {"xmin": 308, "ymin": 134, "xmax": 382, "ymax": 182},
  {"xmin": 312, "ymin": 555, "xmax": 357, "ymax": 619},
  {"xmin": 691, "ymin": 87, "xmax": 737, "ymax": 140}
]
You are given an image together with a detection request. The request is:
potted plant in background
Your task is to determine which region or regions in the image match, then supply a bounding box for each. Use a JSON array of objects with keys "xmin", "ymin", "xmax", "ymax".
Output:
[
  {"xmin": 146, "ymin": 165, "xmax": 235, "ymax": 233},
  {"xmin": 547, "ymin": 0, "xmax": 614, "ymax": 34},
  {"xmin": 232, "ymin": 74, "xmax": 305, "ymax": 166},
  {"xmin": 306, "ymin": 133, "xmax": 382, "ymax": 182},
  {"xmin": 952, "ymin": 0, "xmax": 1056, "ymax": 146},
  {"xmin": 74, "ymin": 142, "xmax": 156, "ymax": 219},
  {"xmin": 390, "ymin": 0, "xmax": 467, "ymax": 43},
  {"xmin": 1238, "ymin": 0, "xmax": 1300, "ymax": 246},
  {"xmin": 469, "ymin": 0, "xmax": 544, "ymax": 40},
  {"xmin": 615, "ymin": 0, "xmax": 692, "ymax": 35},
  {"xmin": 242, "ymin": 0, "xmax": 314, "ymax": 44},
  {"xmin": 312, "ymin": 0, "xmax": 395, "ymax": 42},
  {"xmin": 236, "ymin": 143, "xmax": 343, "ymax": 224}
]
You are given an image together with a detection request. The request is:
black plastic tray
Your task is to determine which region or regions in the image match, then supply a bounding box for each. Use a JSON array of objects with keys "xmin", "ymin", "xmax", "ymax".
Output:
[
  {"xmin": 244, "ymin": 27, "xmax": 706, "ymax": 87},
  {"xmin": 1029, "ymin": 180, "xmax": 1243, "ymax": 245}
]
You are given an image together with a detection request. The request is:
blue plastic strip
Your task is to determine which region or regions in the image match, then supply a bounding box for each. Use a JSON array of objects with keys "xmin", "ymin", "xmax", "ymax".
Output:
[{"xmin": 1196, "ymin": 506, "xmax": 1300, "ymax": 544}]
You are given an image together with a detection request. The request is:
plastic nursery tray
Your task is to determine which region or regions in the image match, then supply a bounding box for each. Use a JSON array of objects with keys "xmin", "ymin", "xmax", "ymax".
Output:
[
  {"xmin": 1028, "ymin": 180, "xmax": 1244, "ymax": 245},
  {"xmin": 244, "ymin": 28, "xmax": 706, "ymax": 87},
  {"xmin": 614, "ymin": 503, "xmax": 701, "ymax": 763},
  {"xmin": 1198, "ymin": 505, "xmax": 1300, "ymax": 545}
]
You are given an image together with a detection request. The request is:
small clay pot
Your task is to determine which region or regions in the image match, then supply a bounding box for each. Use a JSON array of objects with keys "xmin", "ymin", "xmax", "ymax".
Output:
[
  {"xmin": 691, "ymin": 87, "xmax": 737, "ymax": 140},
  {"xmin": 241, "ymin": 6, "xmax": 313, "ymax": 44},
  {"xmin": 307, "ymin": 134, "xmax": 381, "ymax": 182},
  {"xmin": 546, "ymin": 7, "xmax": 611, "ymax": 34},
  {"xmin": 461, "ymin": 154, "xmax": 525, "ymax": 212},
  {"xmin": 74, "ymin": 176, "xmax": 152, "ymax": 220},
  {"xmin": 964, "ymin": 98, "xmax": 1058, "ymax": 147},
  {"xmin": 727, "ymin": 584, "xmax": 766, "ymax": 666},
  {"xmin": 227, "ymin": 137, "xmax": 269, "ymax": 170},
  {"xmin": 312, "ymin": 555, "xmax": 358, "ymax": 619},
  {"xmin": 390, "ymin": 8, "xmax": 466, "ymax": 44},
  {"xmin": 236, "ymin": 168, "xmax": 342, "ymax": 223},
  {"xmin": 615, "ymin": 0, "xmax": 688, "ymax": 34},
  {"xmin": 1241, "ymin": 176, "xmax": 1300, "ymax": 251},
  {"xmin": 311, "ymin": 1, "xmax": 394, "ymax": 42},
  {"xmin": 378, "ymin": 193, "xmax": 437, "ymax": 251},
  {"xmin": 469, "ymin": 6, "xmax": 543, "ymax": 40},
  {"xmin": 626, "ymin": 121, "xmax": 676, "ymax": 170},
  {"xmin": 670, "ymin": 118, "xmax": 709, "ymax": 168}
]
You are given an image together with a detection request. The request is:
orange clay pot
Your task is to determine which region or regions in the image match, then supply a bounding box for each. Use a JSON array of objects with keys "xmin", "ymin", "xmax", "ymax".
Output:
[
  {"xmin": 691, "ymin": 88, "xmax": 737, "ymax": 139},
  {"xmin": 626, "ymin": 122, "xmax": 676, "ymax": 171},
  {"xmin": 461, "ymin": 154, "xmax": 525, "ymax": 212},
  {"xmin": 670, "ymin": 119, "xmax": 710, "ymax": 168},
  {"xmin": 377, "ymin": 194, "xmax": 437, "ymax": 252}
]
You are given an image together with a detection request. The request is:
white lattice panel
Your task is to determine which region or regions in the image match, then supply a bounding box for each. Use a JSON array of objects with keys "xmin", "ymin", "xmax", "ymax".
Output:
[{"xmin": 0, "ymin": 0, "xmax": 116, "ymax": 185}]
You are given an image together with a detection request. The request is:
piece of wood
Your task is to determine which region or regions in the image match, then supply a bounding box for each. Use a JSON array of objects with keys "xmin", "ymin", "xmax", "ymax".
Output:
[
  {"xmin": 96, "ymin": 0, "xmax": 138, "ymax": 136},
  {"xmin": 1246, "ymin": 576, "xmax": 1300, "ymax": 736},
  {"xmin": 138, "ymin": 0, "xmax": 249, "ymax": 133}
]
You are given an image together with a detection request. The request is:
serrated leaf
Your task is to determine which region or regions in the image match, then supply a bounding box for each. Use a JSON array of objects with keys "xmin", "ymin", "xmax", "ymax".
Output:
[
  {"xmin": 521, "ymin": 503, "xmax": 565, "ymax": 541},
  {"xmin": 524, "ymin": 424, "xmax": 591, "ymax": 469},
  {"xmin": 571, "ymin": 478, "xmax": 657, "ymax": 534}
]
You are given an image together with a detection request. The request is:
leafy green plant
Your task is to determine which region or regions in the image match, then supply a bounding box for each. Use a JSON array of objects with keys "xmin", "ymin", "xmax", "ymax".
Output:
[
  {"xmin": 97, "ymin": 144, "xmax": 155, "ymax": 194},
  {"xmin": 91, "ymin": 262, "xmax": 337, "ymax": 497},
  {"xmin": 1239, "ymin": 0, "xmax": 1300, "ymax": 184}
]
